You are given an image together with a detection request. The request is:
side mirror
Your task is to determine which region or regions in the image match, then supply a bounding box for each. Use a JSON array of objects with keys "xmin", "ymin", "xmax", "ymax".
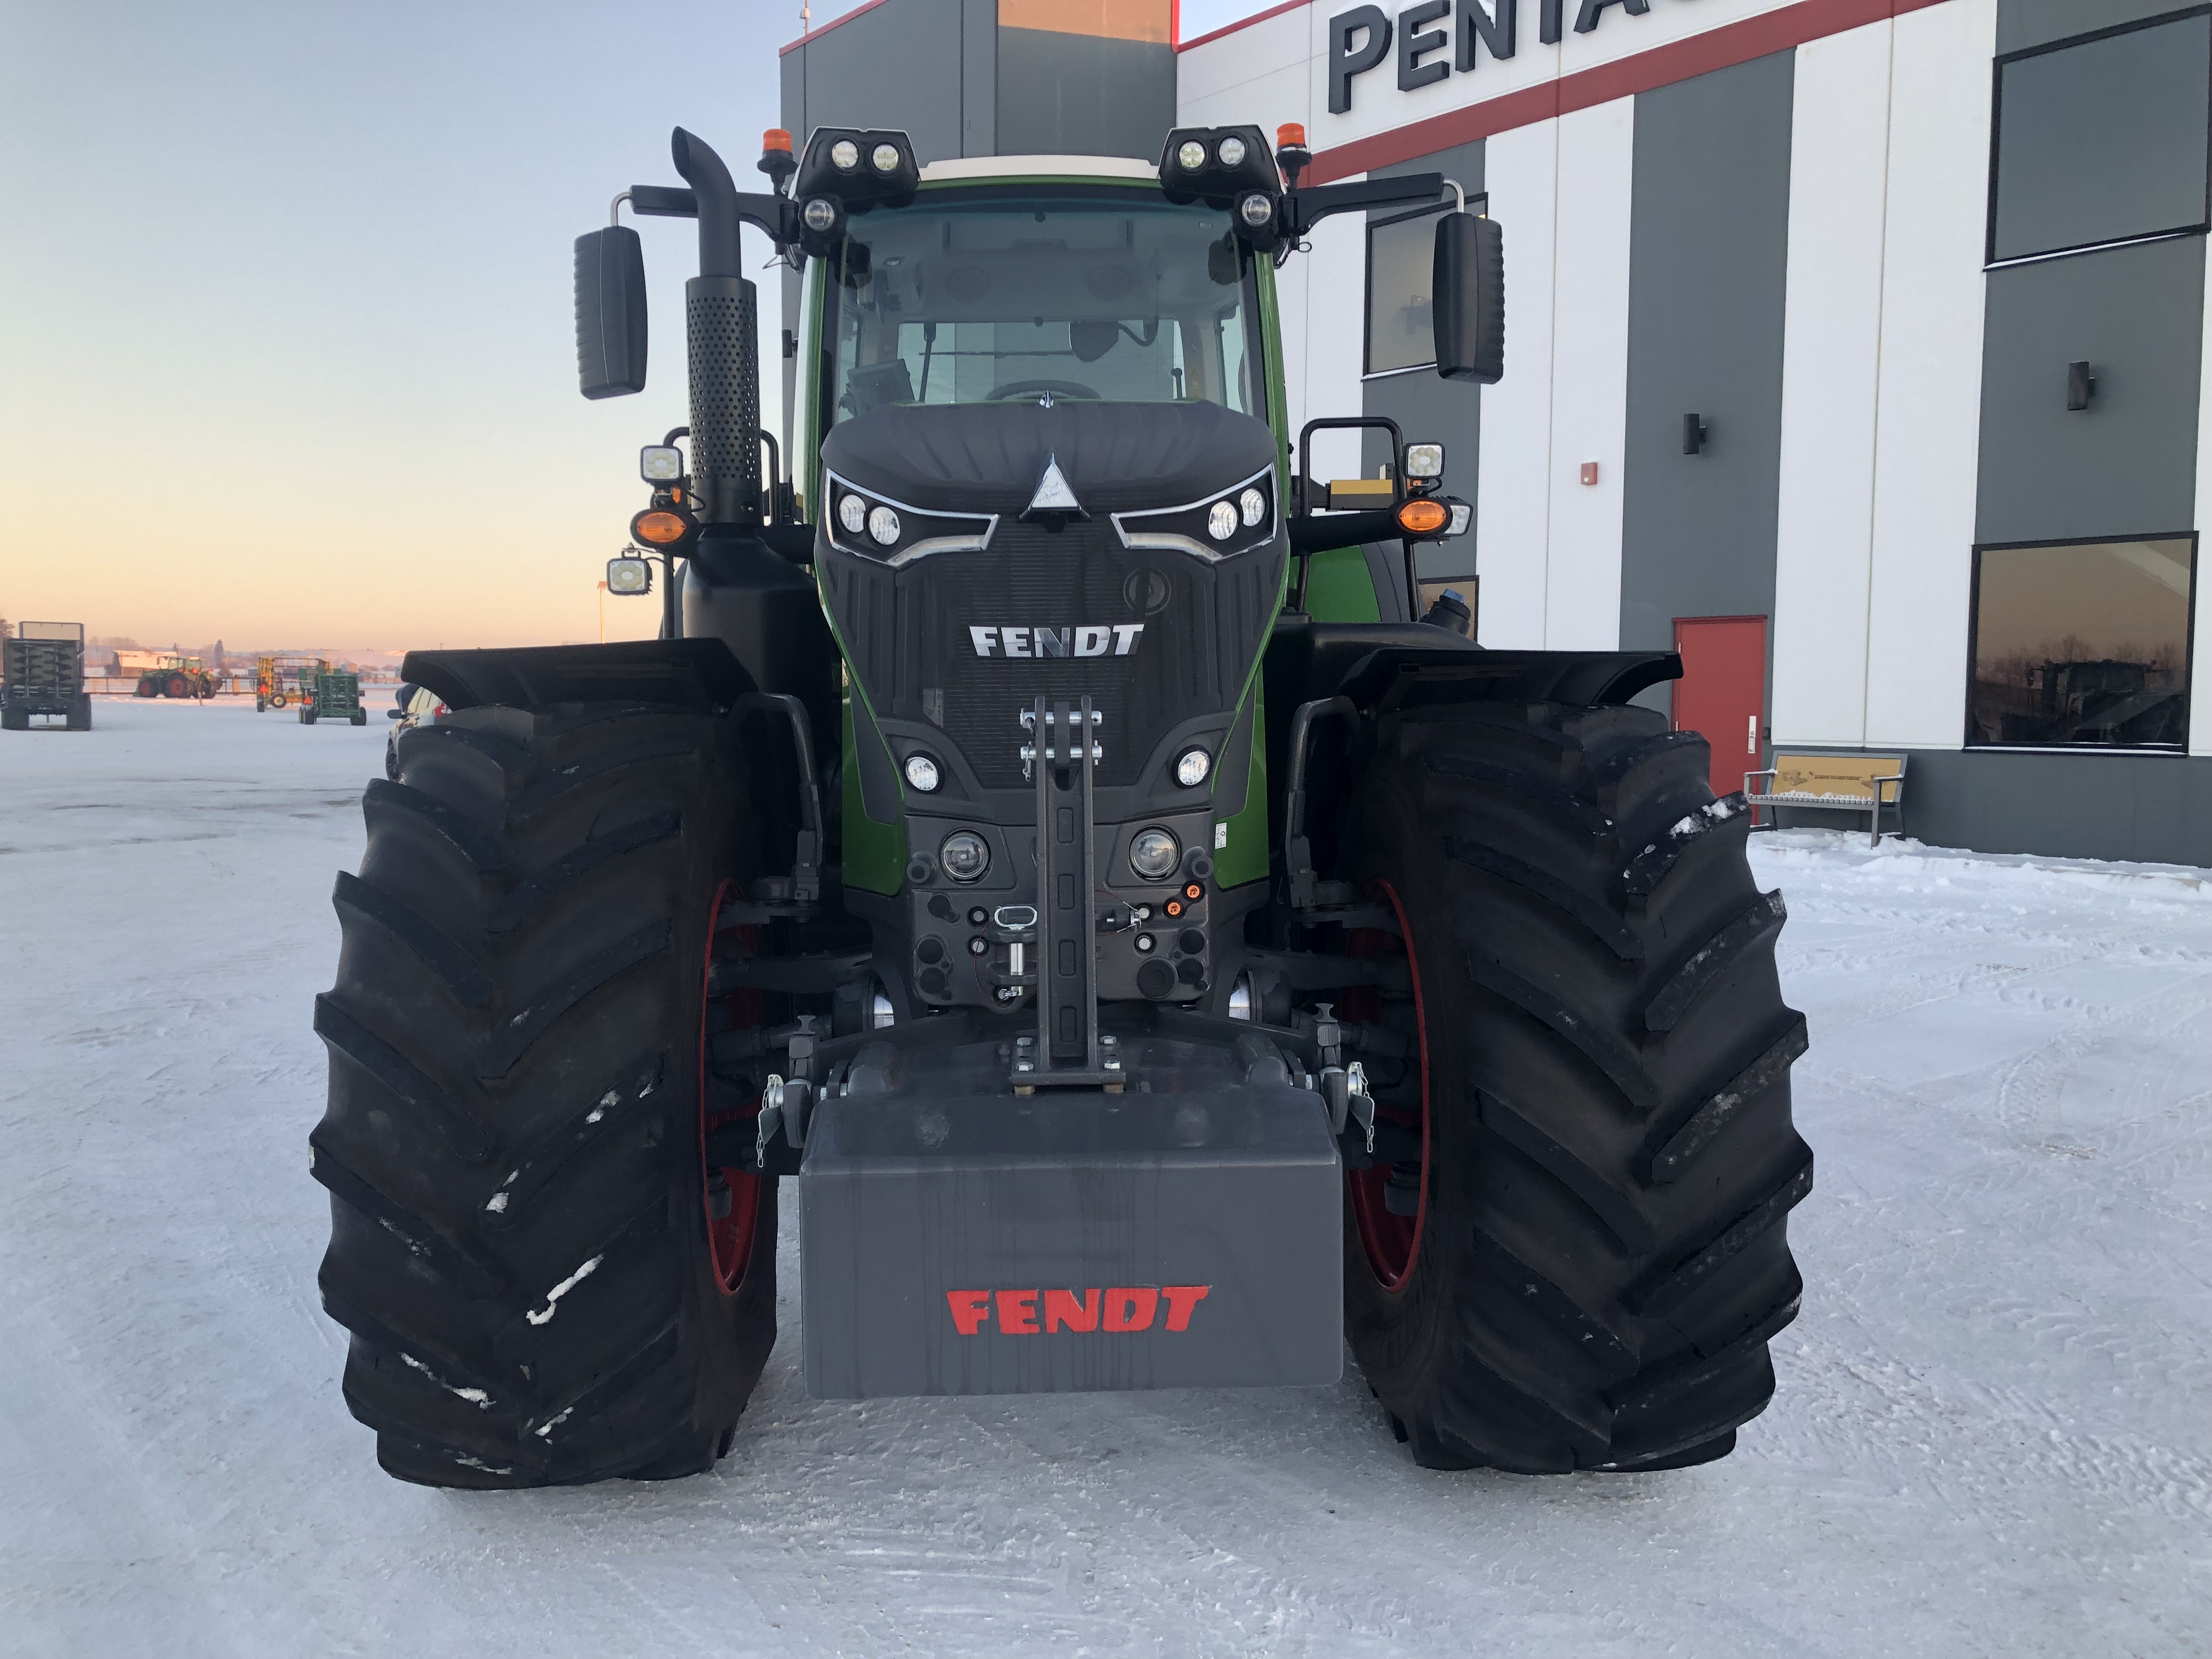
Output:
[
  {"xmin": 1432, "ymin": 212, "xmax": 1503, "ymax": 385},
  {"xmin": 574, "ymin": 225, "xmax": 647, "ymax": 398}
]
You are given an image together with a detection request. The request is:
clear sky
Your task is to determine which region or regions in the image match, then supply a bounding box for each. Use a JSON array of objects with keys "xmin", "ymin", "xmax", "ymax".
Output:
[{"xmin": 0, "ymin": 0, "xmax": 1266, "ymax": 651}]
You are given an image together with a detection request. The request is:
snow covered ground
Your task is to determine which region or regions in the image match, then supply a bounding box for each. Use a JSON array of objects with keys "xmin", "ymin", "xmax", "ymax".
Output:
[{"xmin": 3, "ymin": 697, "xmax": 2207, "ymax": 1657}]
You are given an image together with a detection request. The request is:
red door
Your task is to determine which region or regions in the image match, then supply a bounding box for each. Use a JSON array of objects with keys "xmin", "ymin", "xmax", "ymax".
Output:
[{"xmin": 1672, "ymin": 616, "xmax": 1767, "ymax": 799}]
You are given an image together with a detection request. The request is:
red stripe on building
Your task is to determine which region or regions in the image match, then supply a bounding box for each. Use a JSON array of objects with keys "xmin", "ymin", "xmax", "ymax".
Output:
[
  {"xmin": 1177, "ymin": 0, "xmax": 1308, "ymax": 53},
  {"xmin": 1305, "ymin": 0, "xmax": 1953, "ymax": 182},
  {"xmin": 781, "ymin": 0, "xmax": 897, "ymax": 56}
]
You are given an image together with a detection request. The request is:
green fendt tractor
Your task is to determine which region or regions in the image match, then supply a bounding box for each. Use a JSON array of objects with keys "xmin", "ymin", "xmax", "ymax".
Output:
[
  {"xmin": 312, "ymin": 123, "xmax": 1810, "ymax": 1488},
  {"xmin": 134, "ymin": 654, "xmax": 219, "ymax": 699}
]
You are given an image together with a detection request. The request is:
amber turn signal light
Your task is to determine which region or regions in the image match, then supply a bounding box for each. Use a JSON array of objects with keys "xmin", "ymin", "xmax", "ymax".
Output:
[
  {"xmin": 1183, "ymin": 883, "xmax": 1204, "ymax": 901},
  {"xmin": 1395, "ymin": 498, "xmax": 1450, "ymax": 535},
  {"xmin": 631, "ymin": 507, "xmax": 695, "ymax": 546}
]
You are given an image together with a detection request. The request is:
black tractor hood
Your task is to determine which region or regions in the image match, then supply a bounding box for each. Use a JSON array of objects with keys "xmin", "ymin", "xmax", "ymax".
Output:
[{"xmin": 819, "ymin": 399, "xmax": 1278, "ymax": 517}]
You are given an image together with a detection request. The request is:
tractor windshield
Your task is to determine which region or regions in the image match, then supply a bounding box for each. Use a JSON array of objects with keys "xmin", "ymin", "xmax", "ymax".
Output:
[{"xmin": 823, "ymin": 188, "xmax": 1264, "ymax": 424}]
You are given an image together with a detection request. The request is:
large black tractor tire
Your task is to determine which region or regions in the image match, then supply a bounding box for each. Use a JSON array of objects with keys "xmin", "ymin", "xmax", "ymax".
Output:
[
  {"xmin": 67, "ymin": 694, "xmax": 92, "ymax": 731},
  {"xmin": 1, "ymin": 703, "xmax": 27, "ymax": 732},
  {"xmin": 312, "ymin": 700, "xmax": 780, "ymax": 1487},
  {"xmin": 1336, "ymin": 701, "xmax": 1810, "ymax": 1473}
]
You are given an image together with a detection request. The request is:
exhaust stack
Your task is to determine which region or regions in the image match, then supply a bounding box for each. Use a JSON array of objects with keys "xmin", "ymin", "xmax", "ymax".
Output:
[{"xmin": 672, "ymin": 128, "xmax": 761, "ymax": 526}]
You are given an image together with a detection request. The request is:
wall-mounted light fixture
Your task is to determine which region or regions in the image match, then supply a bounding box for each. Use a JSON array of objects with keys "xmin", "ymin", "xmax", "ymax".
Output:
[
  {"xmin": 2067, "ymin": 360, "xmax": 2096, "ymax": 411},
  {"xmin": 1683, "ymin": 413, "xmax": 1709, "ymax": 455}
]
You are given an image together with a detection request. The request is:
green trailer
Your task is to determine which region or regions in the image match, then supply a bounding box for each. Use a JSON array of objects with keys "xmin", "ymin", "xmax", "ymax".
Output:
[
  {"xmin": 2, "ymin": 622, "xmax": 91, "ymax": 731},
  {"xmin": 300, "ymin": 669, "xmax": 365, "ymax": 725}
]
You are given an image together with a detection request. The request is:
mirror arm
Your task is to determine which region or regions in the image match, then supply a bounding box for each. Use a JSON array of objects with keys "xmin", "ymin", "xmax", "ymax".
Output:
[
  {"xmin": 1280, "ymin": 172, "xmax": 1445, "ymax": 241},
  {"xmin": 628, "ymin": 184, "xmax": 798, "ymax": 250}
]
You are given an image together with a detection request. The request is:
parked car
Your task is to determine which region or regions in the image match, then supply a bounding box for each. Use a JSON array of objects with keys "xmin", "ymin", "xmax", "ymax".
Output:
[{"xmin": 383, "ymin": 681, "xmax": 445, "ymax": 779}]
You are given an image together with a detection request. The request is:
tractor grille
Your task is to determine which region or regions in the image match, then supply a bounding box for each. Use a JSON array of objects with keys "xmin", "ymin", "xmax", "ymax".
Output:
[{"xmin": 821, "ymin": 521, "xmax": 1282, "ymax": 792}]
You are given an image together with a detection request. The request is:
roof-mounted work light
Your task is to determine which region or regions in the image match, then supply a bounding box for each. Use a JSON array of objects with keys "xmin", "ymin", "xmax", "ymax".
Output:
[
  {"xmin": 1159, "ymin": 125, "xmax": 1283, "ymax": 253},
  {"xmin": 793, "ymin": 128, "xmax": 919, "ymax": 215}
]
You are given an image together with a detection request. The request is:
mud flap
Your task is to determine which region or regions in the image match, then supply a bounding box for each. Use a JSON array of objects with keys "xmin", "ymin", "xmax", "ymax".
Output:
[{"xmin": 798, "ymin": 1082, "xmax": 1344, "ymax": 1398}]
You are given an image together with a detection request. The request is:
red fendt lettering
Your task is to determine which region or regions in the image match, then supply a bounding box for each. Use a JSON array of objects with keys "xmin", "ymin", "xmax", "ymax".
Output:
[
  {"xmin": 1043, "ymin": 1288, "xmax": 1099, "ymax": 1332},
  {"xmin": 945, "ymin": 1285, "xmax": 1211, "ymax": 1335}
]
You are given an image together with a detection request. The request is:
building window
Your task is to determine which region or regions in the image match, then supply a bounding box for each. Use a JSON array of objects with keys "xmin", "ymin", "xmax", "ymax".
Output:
[
  {"xmin": 1989, "ymin": 9, "xmax": 2212, "ymax": 266},
  {"xmin": 1365, "ymin": 197, "xmax": 1484, "ymax": 377},
  {"xmin": 1967, "ymin": 535, "xmax": 2196, "ymax": 749}
]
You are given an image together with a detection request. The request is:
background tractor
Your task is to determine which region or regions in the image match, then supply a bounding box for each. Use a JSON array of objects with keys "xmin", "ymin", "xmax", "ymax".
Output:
[
  {"xmin": 313, "ymin": 123, "xmax": 1809, "ymax": 1488},
  {"xmin": 133, "ymin": 653, "xmax": 221, "ymax": 699}
]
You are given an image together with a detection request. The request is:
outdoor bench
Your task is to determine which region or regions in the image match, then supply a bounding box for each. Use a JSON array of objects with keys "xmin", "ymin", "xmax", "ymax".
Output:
[{"xmin": 1745, "ymin": 753, "xmax": 1907, "ymax": 847}]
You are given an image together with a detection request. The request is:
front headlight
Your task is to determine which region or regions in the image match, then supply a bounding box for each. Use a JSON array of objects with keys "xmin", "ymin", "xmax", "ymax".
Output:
[
  {"xmin": 940, "ymin": 831, "xmax": 990, "ymax": 883},
  {"xmin": 823, "ymin": 471, "xmax": 997, "ymax": 566},
  {"xmin": 1111, "ymin": 466, "xmax": 1277, "ymax": 562},
  {"xmin": 1130, "ymin": 827, "xmax": 1181, "ymax": 881}
]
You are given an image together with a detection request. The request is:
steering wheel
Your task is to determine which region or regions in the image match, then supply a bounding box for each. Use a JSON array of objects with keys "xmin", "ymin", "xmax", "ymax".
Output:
[{"xmin": 984, "ymin": 379, "xmax": 1101, "ymax": 402}]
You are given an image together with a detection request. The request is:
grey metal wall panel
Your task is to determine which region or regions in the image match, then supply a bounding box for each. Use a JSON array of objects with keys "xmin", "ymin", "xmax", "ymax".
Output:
[
  {"xmin": 1361, "ymin": 141, "xmax": 1485, "ymax": 580},
  {"xmin": 798, "ymin": 0, "xmax": 966, "ymax": 163},
  {"xmin": 782, "ymin": 41, "xmax": 806, "ymax": 153},
  {"xmin": 1975, "ymin": 235, "xmax": 2206, "ymax": 545},
  {"xmin": 1990, "ymin": 12, "xmax": 2211, "ymax": 263},
  {"xmin": 1997, "ymin": 0, "xmax": 2201, "ymax": 55},
  {"xmin": 1777, "ymin": 748, "xmax": 2212, "ymax": 865},
  {"xmin": 995, "ymin": 30, "xmax": 1175, "ymax": 159},
  {"xmin": 781, "ymin": 49, "xmax": 808, "ymax": 447},
  {"xmin": 962, "ymin": 0, "xmax": 998, "ymax": 157},
  {"xmin": 1618, "ymin": 53, "xmax": 1795, "ymax": 710}
]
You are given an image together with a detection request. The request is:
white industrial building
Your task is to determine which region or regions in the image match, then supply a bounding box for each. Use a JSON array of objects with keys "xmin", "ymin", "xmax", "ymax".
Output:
[
  {"xmin": 785, "ymin": 0, "xmax": 2211, "ymax": 861},
  {"xmin": 1178, "ymin": 0, "xmax": 2210, "ymax": 861}
]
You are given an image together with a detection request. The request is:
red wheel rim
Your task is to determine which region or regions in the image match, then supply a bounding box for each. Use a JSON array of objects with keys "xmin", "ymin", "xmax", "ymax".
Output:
[
  {"xmin": 698, "ymin": 878, "xmax": 764, "ymax": 1294},
  {"xmin": 1345, "ymin": 878, "xmax": 1430, "ymax": 1292},
  {"xmin": 167, "ymin": 676, "xmax": 188, "ymax": 698}
]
